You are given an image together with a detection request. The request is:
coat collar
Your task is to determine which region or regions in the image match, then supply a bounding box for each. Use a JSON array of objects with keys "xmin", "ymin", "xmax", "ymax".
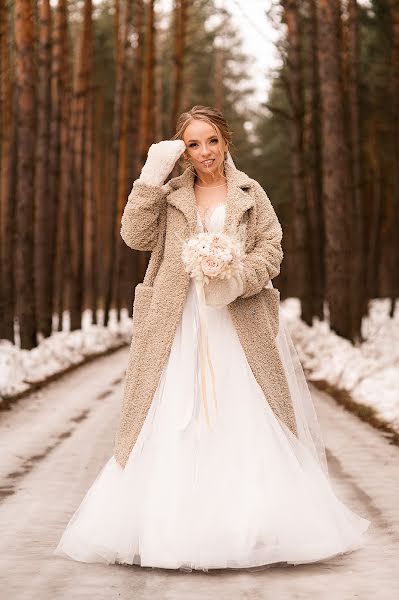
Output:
[{"xmin": 166, "ymin": 161, "xmax": 255, "ymax": 235}]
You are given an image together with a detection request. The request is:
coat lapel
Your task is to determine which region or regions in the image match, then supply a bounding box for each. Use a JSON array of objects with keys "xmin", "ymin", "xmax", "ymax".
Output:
[{"xmin": 166, "ymin": 161, "xmax": 255, "ymax": 235}]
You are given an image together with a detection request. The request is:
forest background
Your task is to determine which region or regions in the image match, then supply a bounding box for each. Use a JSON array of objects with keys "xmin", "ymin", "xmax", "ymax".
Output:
[{"xmin": 0, "ymin": 0, "xmax": 398, "ymax": 352}]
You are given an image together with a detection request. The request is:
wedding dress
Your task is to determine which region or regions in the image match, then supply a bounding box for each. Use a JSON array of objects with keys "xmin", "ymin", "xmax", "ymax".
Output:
[{"xmin": 53, "ymin": 203, "xmax": 370, "ymax": 571}]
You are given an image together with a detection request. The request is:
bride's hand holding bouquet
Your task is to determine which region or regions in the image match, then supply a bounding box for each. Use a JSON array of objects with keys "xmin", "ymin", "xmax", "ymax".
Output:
[{"xmin": 181, "ymin": 230, "xmax": 245, "ymax": 307}]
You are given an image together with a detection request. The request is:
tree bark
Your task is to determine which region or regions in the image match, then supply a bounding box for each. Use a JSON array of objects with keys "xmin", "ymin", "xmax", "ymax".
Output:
[
  {"xmin": 34, "ymin": 0, "xmax": 53, "ymax": 337},
  {"xmin": 0, "ymin": 0, "xmax": 16, "ymax": 342},
  {"xmin": 115, "ymin": 0, "xmax": 132, "ymax": 321},
  {"xmin": 317, "ymin": 0, "xmax": 353, "ymax": 339},
  {"xmin": 14, "ymin": 0, "xmax": 37, "ymax": 349},
  {"xmin": 138, "ymin": 0, "xmax": 155, "ymax": 165},
  {"xmin": 305, "ymin": 0, "xmax": 325, "ymax": 321},
  {"xmin": 68, "ymin": 0, "xmax": 92, "ymax": 331},
  {"xmin": 171, "ymin": 0, "xmax": 186, "ymax": 131},
  {"xmin": 49, "ymin": 0, "xmax": 68, "ymax": 333},
  {"xmin": 85, "ymin": 86, "xmax": 98, "ymax": 326},
  {"xmin": 347, "ymin": 0, "xmax": 366, "ymax": 340},
  {"xmin": 103, "ymin": 0, "xmax": 130, "ymax": 326},
  {"xmin": 282, "ymin": 0, "xmax": 312, "ymax": 325},
  {"xmin": 390, "ymin": 0, "xmax": 399, "ymax": 316},
  {"xmin": 52, "ymin": 0, "xmax": 70, "ymax": 331},
  {"xmin": 130, "ymin": 0, "xmax": 145, "ymax": 180}
]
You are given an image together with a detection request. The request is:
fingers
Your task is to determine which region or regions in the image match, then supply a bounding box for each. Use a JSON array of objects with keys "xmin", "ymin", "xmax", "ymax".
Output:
[
  {"xmin": 147, "ymin": 139, "xmax": 186, "ymax": 163},
  {"xmin": 152, "ymin": 139, "xmax": 186, "ymax": 153},
  {"xmin": 140, "ymin": 139, "xmax": 187, "ymax": 186},
  {"xmin": 170, "ymin": 139, "xmax": 187, "ymax": 159}
]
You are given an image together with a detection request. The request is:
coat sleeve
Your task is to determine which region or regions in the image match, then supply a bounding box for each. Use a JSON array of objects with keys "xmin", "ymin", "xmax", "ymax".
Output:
[
  {"xmin": 240, "ymin": 181, "xmax": 283, "ymax": 298},
  {"xmin": 120, "ymin": 179, "xmax": 170, "ymax": 251}
]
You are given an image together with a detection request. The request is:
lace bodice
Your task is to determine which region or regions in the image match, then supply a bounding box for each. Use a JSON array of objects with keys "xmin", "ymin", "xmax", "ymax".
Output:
[{"xmin": 196, "ymin": 203, "xmax": 226, "ymax": 233}]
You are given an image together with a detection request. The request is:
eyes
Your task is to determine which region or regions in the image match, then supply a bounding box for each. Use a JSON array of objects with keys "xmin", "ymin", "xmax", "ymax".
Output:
[{"xmin": 188, "ymin": 138, "xmax": 218, "ymax": 148}]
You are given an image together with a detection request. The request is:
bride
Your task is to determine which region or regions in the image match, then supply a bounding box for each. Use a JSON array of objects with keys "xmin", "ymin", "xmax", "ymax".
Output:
[{"xmin": 53, "ymin": 105, "xmax": 370, "ymax": 571}]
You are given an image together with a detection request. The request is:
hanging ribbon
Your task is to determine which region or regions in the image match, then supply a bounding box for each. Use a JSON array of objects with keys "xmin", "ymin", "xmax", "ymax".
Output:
[{"xmin": 194, "ymin": 278, "xmax": 218, "ymax": 429}]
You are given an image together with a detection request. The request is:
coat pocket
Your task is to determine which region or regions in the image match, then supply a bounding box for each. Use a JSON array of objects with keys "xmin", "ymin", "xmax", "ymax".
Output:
[{"xmin": 132, "ymin": 283, "xmax": 154, "ymax": 340}]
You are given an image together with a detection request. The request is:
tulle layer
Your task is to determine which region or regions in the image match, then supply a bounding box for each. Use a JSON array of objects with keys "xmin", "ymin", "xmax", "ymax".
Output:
[{"xmin": 54, "ymin": 280, "xmax": 370, "ymax": 571}]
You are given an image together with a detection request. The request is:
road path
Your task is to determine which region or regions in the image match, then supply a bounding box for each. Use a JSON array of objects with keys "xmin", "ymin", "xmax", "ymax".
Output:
[{"xmin": 0, "ymin": 347, "xmax": 398, "ymax": 599}]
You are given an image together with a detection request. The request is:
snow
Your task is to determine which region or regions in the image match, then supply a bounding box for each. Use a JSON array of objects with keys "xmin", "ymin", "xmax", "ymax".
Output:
[
  {"xmin": 281, "ymin": 298, "xmax": 399, "ymax": 433},
  {"xmin": 0, "ymin": 309, "xmax": 132, "ymax": 402},
  {"xmin": 1, "ymin": 299, "xmax": 398, "ymax": 435}
]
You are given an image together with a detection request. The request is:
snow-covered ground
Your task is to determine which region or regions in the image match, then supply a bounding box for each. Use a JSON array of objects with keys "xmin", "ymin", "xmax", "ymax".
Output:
[
  {"xmin": 0, "ymin": 309, "xmax": 132, "ymax": 402},
  {"xmin": 281, "ymin": 298, "xmax": 399, "ymax": 434},
  {"xmin": 1, "ymin": 299, "xmax": 398, "ymax": 435}
]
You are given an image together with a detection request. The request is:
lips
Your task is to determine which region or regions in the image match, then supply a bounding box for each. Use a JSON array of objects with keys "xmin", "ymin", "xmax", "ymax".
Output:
[{"xmin": 202, "ymin": 159, "xmax": 215, "ymax": 167}]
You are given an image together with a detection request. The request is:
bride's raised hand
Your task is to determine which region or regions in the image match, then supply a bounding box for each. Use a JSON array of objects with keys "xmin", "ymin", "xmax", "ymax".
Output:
[{"xmin": 138, "ymin": 139, "xmax": 186, "ymax": 187}]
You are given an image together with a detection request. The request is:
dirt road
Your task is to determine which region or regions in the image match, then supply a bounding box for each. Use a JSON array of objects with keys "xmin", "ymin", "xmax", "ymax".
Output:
[{"xmin": 0, "ymin": 347, "xmax": 397, "ymax": 599}]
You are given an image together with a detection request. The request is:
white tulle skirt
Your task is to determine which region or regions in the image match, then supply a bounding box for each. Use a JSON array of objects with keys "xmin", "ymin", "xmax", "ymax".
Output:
[{"xmin": 54, "ymin": 279, "xmax": 370, "ymax": 571}]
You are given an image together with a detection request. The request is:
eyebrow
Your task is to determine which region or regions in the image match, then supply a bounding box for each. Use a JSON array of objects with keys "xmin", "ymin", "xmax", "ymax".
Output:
[{"xmin": 186, "ymin": 135, "xmax": 217, "ymax": 143}]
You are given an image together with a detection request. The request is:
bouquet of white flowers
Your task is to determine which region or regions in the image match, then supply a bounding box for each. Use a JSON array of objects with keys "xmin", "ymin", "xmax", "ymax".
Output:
[
  {"xmin": 178, "ymin": 230, "xmax": 245, "ymax": 432},
  {"xmin": 181, "ymin": 230, "xmax": 244, "ymax": 284}
]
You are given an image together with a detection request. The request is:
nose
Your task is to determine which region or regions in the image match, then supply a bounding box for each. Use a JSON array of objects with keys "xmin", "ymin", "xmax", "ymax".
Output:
[{"xmin": 200, "ymin": 144, "xmax": 212, "ymax": 157}]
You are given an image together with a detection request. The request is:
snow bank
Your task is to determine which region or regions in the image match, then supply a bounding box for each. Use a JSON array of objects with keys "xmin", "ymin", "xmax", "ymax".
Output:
[
  {"xmin": 281, "ymin": 298, "xmax": 399, "ymax": 433},
  {"xmin": 0, "ymin": 309, "xmax": 132, "ymax": 401}
]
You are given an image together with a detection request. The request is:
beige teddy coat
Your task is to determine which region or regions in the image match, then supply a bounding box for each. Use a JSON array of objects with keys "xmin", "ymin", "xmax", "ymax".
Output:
[{"xmin": 113, "ymin": 160, "xmax": 297, "ymax": 468}]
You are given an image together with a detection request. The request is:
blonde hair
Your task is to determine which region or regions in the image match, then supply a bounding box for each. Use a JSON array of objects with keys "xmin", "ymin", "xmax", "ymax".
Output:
[{"xmin": 172, "ymin": 105, "xmax": 234, "ymax": 180}]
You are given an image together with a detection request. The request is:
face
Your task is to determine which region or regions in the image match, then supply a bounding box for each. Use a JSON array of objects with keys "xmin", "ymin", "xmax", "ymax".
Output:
[{"xmin": 182, "ymin": 120, "xmax": 228, "ymax": 178}]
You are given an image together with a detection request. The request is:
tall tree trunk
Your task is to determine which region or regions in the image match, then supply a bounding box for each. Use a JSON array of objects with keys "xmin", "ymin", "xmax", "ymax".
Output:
[
  {"xmin": 366, "ymin": 163, "xmax": 383, "ymax": 302},
  {"xmin": 103, "ymin": 0, "xmax": 130, "ymax": 326},
  {"xmin": 282, "ymin": 0, "xmax": 312, "ymax": 325},
  {"xmin": 0, "ymin": 0, "xmax": 6, "ymax": 211},
  {"xmin": 130, "ymin": 0, "xmax": 145, "ymax": 180},
  {"xmin": 68, "ymin": 0, "xmax": 92, "ymax": 331},
  {"xmin": 317, "ymin": 0, "xmax": 353, "ymax": 339},
  {"xmin": 170, "ymin": 0, "xmax": 187, "ymax": 177},
  {"xmin": 127, "ymin": 0, "xmax": 145, "ymax": 312},
  {"xmin": 115, "ymin": 0, "xmax": 132, "ymax": 321},
  {"xmin": 135, "ymin": 0, "xmax": 156, "ymax": 281},
  {"xmin": 14, "ymin": 0, "xmax": 37, "ymax": 349},
  {"xmin": 154, "ymin": 26, "xmax": 164, "ymax": 142},
  {"xmin": 305, "ymin": 0, "xmax": 325, "ymax": 321},
  {"xmin": 90, "ymin": 89, "xmax": 104, "ymax": 325},
  {"xmin": 0, "ymin": 0, "xmax": 15, "ymax": 341},
  {"xmin": 94, "ymin": 94, "xmax": 106, "ymax": 320},
  {"xmin": 117, "ymin": 74, "xmax": 132, "ymax": 317},
  {"xmin": 347, "ymin": 0, "xmax": 366, "ymax": 340},
  {"xmin": 35, "ymin": 0, "xmax": 53, "ymax": 337},
  {"xmin": 53, "ymin": 0, "xmax": 70, "ymax": 332},
  {"xmin": 181, "ymin": 40, "xmax": 193, "ymax": 112},
  {"xmin": 170, "ymin": 0, "xmax": 186, "ymax": 131},
  {"xmin": 138, "ymin": 0, "xmax": 155, "ymax": 165},
  {"xmin": 390, "ymin": 0, "xmax": 399, "ymax": 316},
  {"xmin": 86, "ymin": 84, "xmax": 97, "ymax": 325}
]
